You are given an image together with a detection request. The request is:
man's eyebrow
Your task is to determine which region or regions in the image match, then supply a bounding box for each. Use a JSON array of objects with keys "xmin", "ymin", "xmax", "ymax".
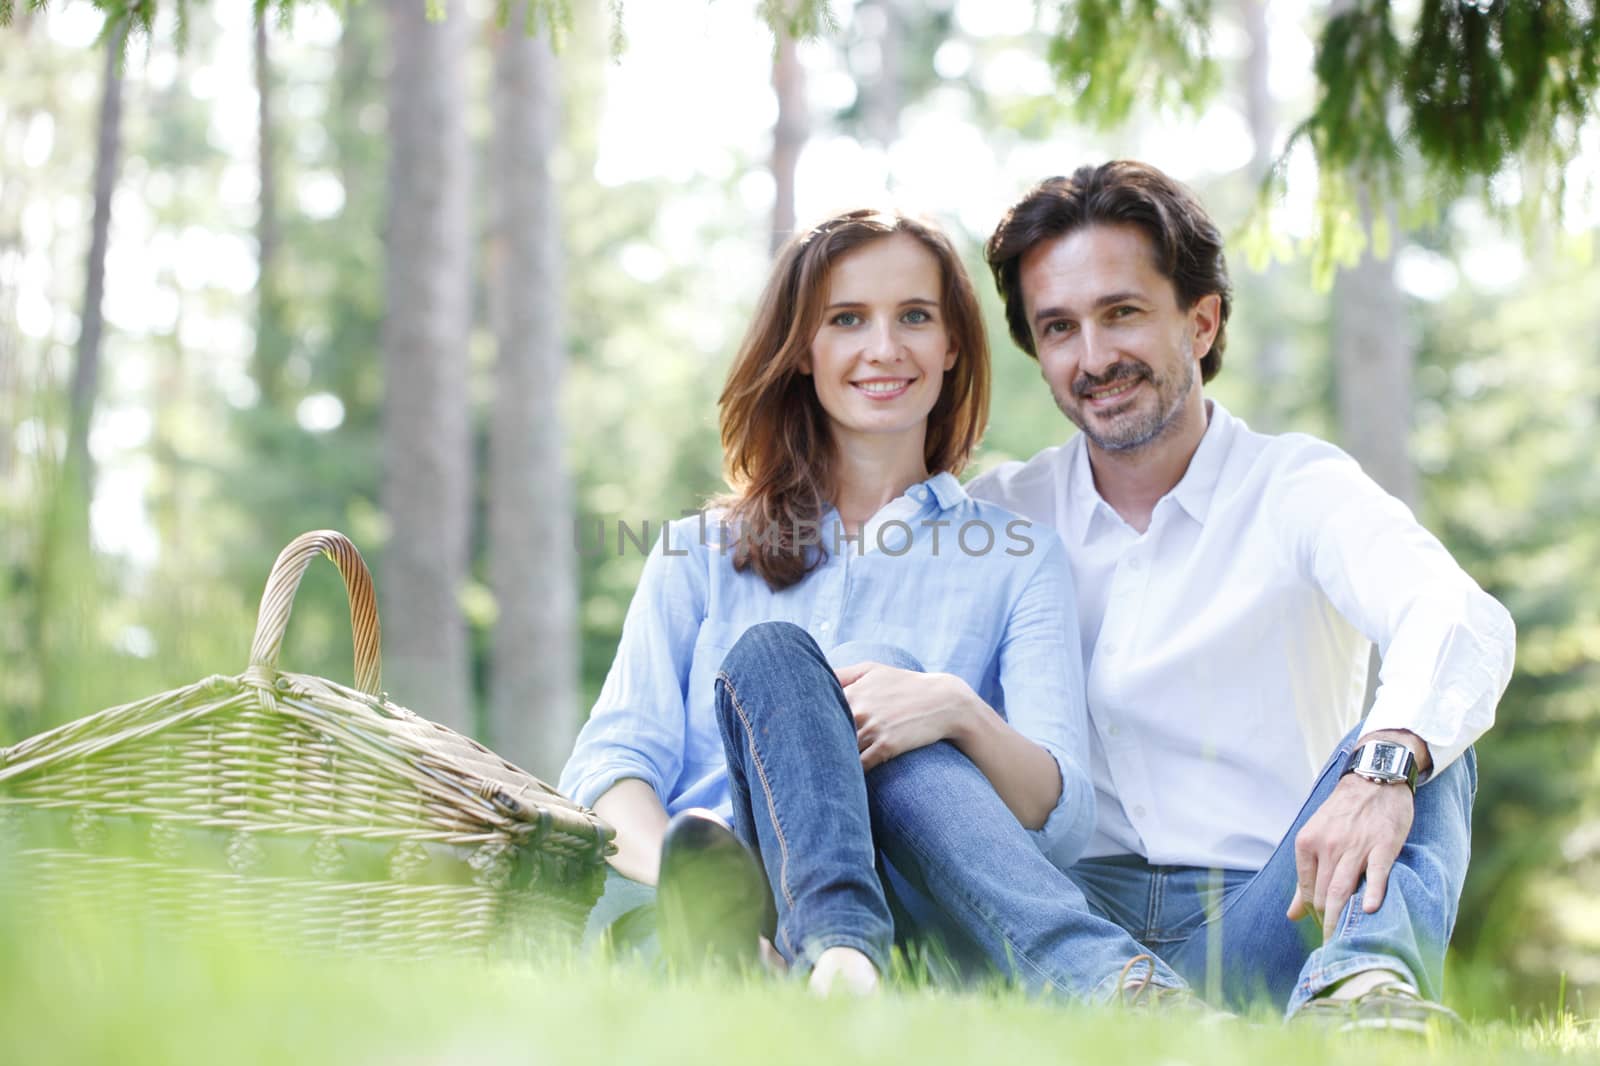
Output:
[{"xmin": 1032, "ymin": 292, "xmax": 1146, "ymax": 323}]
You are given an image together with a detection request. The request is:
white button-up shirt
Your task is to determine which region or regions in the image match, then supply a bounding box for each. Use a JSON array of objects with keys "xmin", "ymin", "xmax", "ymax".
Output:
[{"xmin": 967, "ymin": 402, "xmax": 1515, "ymax": 871}]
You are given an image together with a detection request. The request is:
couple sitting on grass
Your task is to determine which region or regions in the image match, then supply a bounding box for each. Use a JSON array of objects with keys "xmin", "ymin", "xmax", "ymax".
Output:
[{"xmin": 558, "ymin": 161, "xmax": 1515, "ymax": 1032}]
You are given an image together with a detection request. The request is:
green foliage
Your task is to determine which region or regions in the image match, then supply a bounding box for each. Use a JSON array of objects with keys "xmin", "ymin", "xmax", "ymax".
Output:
[
  {"xmin": 1046, "ymin": 0, "xmax": 1219, "ymax": 125},
  {"xmin": 759, "ymin": 0, "xmax": 837, "ymax": 40}
]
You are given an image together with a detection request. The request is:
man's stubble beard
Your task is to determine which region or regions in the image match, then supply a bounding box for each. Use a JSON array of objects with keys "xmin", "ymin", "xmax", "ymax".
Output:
[{"xmin": 1053, "ymin": 336, "xmax": 1197, "ymax": 454}]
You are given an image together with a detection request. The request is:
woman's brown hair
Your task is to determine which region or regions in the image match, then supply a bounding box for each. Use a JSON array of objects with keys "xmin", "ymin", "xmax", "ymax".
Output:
[{"xmin": 717, "ymin": 209, "xmax": 990, "ymax": 591}]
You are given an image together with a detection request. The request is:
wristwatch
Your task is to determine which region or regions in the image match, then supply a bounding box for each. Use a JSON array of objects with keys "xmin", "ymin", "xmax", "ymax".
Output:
[{"xmin": 1341, "ymin": 741, "xmax": 1419, "ymax": 794}]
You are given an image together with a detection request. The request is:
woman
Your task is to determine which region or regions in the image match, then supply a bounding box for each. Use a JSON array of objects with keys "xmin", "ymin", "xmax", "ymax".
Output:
[{"xmin": 559, "ymin": 209, "xmax": 1095, "ymax": 995}]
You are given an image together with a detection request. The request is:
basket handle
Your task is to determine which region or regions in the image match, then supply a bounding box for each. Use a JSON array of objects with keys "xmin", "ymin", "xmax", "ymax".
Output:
[{"xmin": 248, "ymin": 530, "xmax": 383, "ymax": 696}]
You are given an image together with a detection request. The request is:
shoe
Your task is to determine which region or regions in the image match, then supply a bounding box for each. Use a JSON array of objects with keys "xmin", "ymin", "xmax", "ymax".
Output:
[
  {"xmin": 1116, "ymin": 954, "xmax": 1235, "ymax": 1022},
  {"xmin": 656, "ymin": 808, "xmax": 773, "ymax": 974},
  {"xmin": 1292, "ymin": 978, "xmax": 1464, "ymax": 1037}
]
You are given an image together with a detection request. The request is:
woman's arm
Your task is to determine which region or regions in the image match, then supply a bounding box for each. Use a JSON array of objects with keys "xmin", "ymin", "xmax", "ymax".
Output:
[
  {"xmin": 558, "ymin": 523, "xmax": 709, "ymax": 873},
  {"xmin": 842, "ymin": 666, "xmax": 1063, "ymax": 829},
  {"xmin": 593, "ymin": 778, "xmax": 670, "ymax": 885},
  {"xmin": 840, "ymin": 530, "xmax": 1094, "ymax": 859}
]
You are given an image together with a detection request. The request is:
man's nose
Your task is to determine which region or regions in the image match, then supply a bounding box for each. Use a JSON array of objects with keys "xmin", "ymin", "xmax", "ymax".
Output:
[{"xmin": 1079, "ymin": 323, "xmax": 1119, "ymax": 375}]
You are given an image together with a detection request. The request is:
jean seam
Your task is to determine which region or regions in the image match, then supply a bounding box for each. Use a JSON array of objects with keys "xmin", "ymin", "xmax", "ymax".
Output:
[{"xmin": 719, "ymin": 669, "xmax": 799, "ymax": 958}]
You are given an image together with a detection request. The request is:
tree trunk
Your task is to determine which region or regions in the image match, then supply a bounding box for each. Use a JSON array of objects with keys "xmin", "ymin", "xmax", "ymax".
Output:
[
  {"xmin": 858, "ymin": 0, "xmax": 903, "ymax": 146},
  {"xmin": 65, "ymin": 19, "xmax": 128, "ymax": 496},
  {"xmin": 1240, "ymin": 0, "xmax": 1290, "ymax": 431},
  {"xmin": 486, "ymin": 27, "xmax": 576, "ymax": 779},
  {"xmin": 1331, "ymin": 198, "xmax": 1417, "ymax": 509},
  {"xmin": 1331, "ymin": 194, "xmax": 1415, "ymax": 713},
  {"xmin": 32, "ymin": 18, "xmax": 128, "ymax": 731},
  {"xmin": 770, "ymin": 33, "xmax": 807, "ymax": 255},
  {"xmin": 380, "ymin": 0, "xmax": 473, "ymax": 730},
  {"xmin": 253, "ymin": 13, "xmax": 289, "ymax": 410}
]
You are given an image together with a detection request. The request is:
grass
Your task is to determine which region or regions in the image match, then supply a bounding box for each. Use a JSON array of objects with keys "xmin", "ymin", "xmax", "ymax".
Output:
[{"xmin": 4, "ymin": 904, "xmax": 1597, "ymax": 1066}]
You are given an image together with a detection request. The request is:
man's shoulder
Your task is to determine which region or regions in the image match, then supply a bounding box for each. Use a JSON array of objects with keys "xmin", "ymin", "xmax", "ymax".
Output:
[
  {"xmin": 1213, "ymin": 412, "xmax": 1364, "ymax": 494},
  {"xmin": 965, "ymin": 439, "xmax": 1078, "ymax": 521}
]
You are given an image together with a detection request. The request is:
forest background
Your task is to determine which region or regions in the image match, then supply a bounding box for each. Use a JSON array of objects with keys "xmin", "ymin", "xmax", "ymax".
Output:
[{"xmin": 2, "ymin": 0, "xmax": 1599, "ymax": 1021}]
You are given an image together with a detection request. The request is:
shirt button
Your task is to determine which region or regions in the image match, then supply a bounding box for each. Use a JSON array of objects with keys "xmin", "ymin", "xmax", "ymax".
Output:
[
  {"xmin": 818, "ymin": 622, "xmax": 831, "ymax": 633},
  {"xmin": 1128, "ymin": 557, "xmax": 1143, "ymax": 572},
  {"xmin": 910, "ymin": 487, "xmax": 927, "ymax": 501},
  {"xmin": 1133, "ymin": 805, "xmax": 1146, "ymax": 818},
  {"xmin": 1101, "ymin": 642, "xmax": 1118, "ymax": 657},
  {"xmin": 1108, "ymin": 725, "xmax": 1120, "ymax": 737}
]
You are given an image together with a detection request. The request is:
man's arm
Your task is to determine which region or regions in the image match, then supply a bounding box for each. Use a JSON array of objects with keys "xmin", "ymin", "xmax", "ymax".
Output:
[
  {"xmin": 1286, "ymin": 728, "xmax": 1429, "ymax": 937},
  {"xmin": 1275, "ymin": 445, "xmax": 1515, "ymax": 937}
]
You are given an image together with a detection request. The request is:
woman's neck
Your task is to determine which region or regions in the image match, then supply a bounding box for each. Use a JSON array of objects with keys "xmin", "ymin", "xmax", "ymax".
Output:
[{"xmin": 830, "ymin": 430, "xmax": 931, "ymax": 535}]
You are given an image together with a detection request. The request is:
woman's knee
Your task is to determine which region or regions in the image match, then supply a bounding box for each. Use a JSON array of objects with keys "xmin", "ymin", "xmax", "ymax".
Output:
[
  {"xmin": 827, "ymin": 641, "xmax": 925, "ymax": 674},
  {"xmin": 722, "ymin": 620, "xmax": 821, "ymax": 678}
]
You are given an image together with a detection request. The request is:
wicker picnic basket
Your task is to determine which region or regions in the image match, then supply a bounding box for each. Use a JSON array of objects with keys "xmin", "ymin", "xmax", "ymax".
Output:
[{"xmin": 0, "ymin": 530, "xmax": 612, "ymax": 957}]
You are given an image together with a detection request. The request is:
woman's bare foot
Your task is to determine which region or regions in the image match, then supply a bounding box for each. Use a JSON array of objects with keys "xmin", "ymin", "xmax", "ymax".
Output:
[{"xmin": 807, "ymin": 946, "xmax": 880, "ymax": 997}]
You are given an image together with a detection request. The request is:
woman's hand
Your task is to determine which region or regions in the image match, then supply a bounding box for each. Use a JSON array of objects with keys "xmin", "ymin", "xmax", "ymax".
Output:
[{"xmin": 835, "ymin": 664, "xmax": 976, "ymax": 769}]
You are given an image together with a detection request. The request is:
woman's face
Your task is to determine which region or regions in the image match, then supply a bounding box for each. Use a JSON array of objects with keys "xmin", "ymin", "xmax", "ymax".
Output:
[{"xmin": 801, "ymin": 233, "xmax": 956, "ymax": 449}]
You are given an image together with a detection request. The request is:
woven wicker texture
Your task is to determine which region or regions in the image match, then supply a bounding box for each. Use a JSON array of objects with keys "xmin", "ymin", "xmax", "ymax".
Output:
[{"xmin": 0, "ymin": 530, "xmax": 612, "ymax": 957}]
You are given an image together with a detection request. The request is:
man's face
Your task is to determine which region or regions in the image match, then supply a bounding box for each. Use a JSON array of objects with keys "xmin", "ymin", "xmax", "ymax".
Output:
[{"xmin": 1018, "ymin": 224, "xmax": 1217, "ymax": 453}]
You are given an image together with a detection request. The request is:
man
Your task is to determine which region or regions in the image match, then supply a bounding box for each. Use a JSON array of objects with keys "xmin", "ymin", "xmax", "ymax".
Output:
[{"xmin": 962, "ymin": 160, "xmax": 1515, "ymax": 1027}]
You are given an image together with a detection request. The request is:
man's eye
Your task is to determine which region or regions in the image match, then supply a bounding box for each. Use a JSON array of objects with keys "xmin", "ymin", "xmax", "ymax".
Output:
[
  {"xmin": 1043, "ymin": 320, "xmax": 1074, "ymax": 336},
  {"xmin": 1111, "ymin": 305, "xmax": 1139, "ymax": 318}
]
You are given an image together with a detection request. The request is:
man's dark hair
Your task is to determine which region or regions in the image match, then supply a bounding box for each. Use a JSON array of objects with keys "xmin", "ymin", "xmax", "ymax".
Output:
[{"xmin": 984, "ymin": 160, "xmax": 1232, "ymax": 382}]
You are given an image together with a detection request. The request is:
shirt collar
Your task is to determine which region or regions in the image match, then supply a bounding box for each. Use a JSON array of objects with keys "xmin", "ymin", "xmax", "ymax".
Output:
[
  {"xmin": 1066, "ymin": 439, "xmax": 1105, "ymax": 545},
  {"xmin": 1167, "ymin": 400, "xmax": 1232, "ymax": 526},
  {"xmin": 925, "ymin": 471, "xmax": 968, "ymax": 511},
  {"xmin": 1063, "ymin": 399, "xmax": 1235, "ymax": 542}
]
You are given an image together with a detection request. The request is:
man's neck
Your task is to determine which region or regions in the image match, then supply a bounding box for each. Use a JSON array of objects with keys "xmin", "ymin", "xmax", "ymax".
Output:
[{"xmin": 1086, "ymin": 395, "xmax": 1211, "ymax": 534}]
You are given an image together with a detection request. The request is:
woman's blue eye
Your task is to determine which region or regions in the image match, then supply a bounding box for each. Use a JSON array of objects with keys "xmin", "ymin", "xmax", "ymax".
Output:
[
  {"xmin": 832, "ymin": 312, "xmax": 862, "ymax": 327},
  {"xmin": 902, "ymin": 308, "xmax": 933, "ymax": 324}
]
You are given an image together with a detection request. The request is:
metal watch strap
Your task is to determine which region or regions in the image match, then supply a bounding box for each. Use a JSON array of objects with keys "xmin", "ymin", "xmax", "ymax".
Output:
[{"xmin": 1341, "ymin": 741, "xmax": 1419, "ymax": 794}]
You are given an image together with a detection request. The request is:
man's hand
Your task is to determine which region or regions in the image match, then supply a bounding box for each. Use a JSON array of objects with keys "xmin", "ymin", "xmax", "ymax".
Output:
[
  {"xmin": 834, "ymin": 663, "xmax": 970, "ymax": 770},
  {"xmin": 1286, "ymin": 773, "xmax": 1414, "ymax": 941}
]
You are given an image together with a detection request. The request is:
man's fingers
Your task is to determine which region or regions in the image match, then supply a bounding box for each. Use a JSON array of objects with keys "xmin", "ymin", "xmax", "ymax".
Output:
[
  {"xmin": 1292, "ymin": 831, "xmax": 1318, "ymax": 917},
  {"xmin": 1321, "ymin": 854, "xmax": 1366, "ymax": 942},
  {"xmin": 834, "ymin": 663, "xmax": 874, "ymax": 687},
  {"xmin": 1363, "ymin": 855, "xmax": 1394, "ymax": 914}
]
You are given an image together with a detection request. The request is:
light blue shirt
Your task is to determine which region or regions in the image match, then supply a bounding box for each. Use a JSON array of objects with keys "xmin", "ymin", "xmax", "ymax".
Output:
[{"xmin": 559, "ymin": 472, "xmax": 1096, "ymax": 869}]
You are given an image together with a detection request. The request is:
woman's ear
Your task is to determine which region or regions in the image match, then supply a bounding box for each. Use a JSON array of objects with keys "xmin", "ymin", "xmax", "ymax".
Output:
[
  {"xmin": 798, "ymin": 352, "xmax": 813, "ymax": 375},
  {"xmin": 943, "ymin": 345, "xmax": 958, "ymax": 372}
]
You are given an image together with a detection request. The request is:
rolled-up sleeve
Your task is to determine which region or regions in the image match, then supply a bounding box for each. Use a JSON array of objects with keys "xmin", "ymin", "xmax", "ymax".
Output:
[
  {"xmin": 995, "ymin": 530, "xmax": 1096, "ymax": 867},
  {"xmin": 559, "ymin": 522, "xmax": 708, "ymax": 809}
]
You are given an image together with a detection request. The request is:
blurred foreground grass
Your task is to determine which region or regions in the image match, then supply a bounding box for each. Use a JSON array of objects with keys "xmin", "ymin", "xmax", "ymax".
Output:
[{"xmin": 3, "ymin": 901, "xmax": 1597, "ymax": 1066}]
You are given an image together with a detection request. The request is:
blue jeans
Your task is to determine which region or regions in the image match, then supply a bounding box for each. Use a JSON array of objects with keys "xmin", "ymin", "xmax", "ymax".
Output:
[
  {"xmin": 713, "ymin": 620, "xmax": 1186, "ymax": 998},
  {"xmin": 1070, "ymin": 728, "xmax": 1478, "ymax": 1016}
]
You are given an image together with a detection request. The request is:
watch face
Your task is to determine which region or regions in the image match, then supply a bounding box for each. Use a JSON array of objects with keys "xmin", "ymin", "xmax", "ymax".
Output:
[{"xmin": 1368, "ymin": 744, "xmax": 1405, "ymax": 776}]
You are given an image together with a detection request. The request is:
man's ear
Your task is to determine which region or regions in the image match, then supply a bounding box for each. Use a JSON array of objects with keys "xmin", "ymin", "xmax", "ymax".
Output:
[{"xmin": 1189, "ymin": 293, "xmax": 1222, "ymax": 360}]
